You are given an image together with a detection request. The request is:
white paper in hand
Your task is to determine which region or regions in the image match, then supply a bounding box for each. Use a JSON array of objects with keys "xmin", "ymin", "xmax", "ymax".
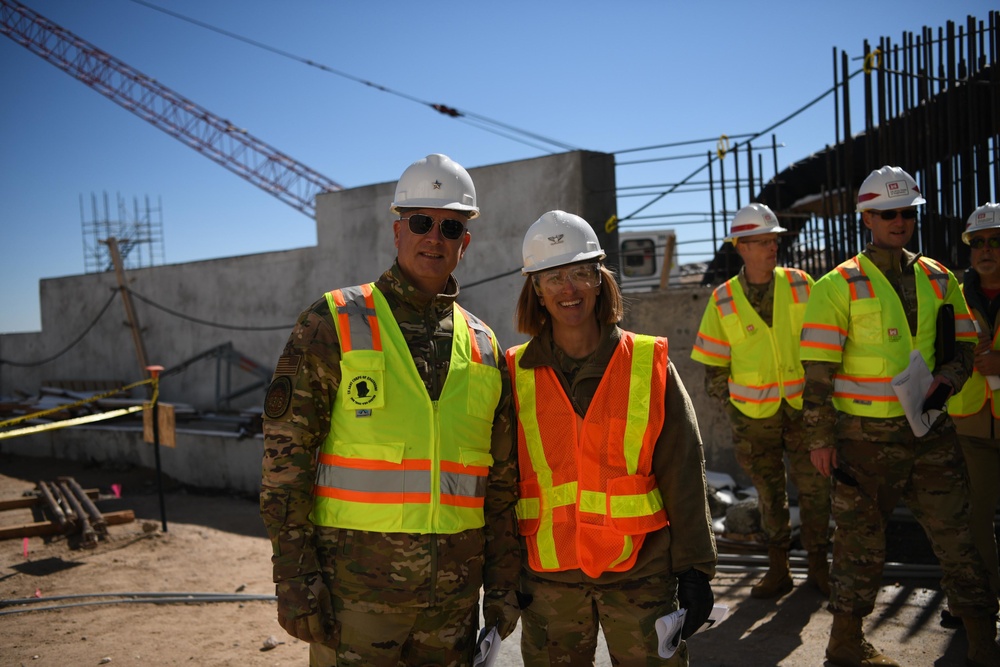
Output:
[
  {"xmin": 654, "ymin": 604, "xmax": 729, "ymax": 658},
  {"xmin": 891, "ymin": 349, "xmax": 941, "ymax": 437},
  {"xmin": 472, "ymin": 625, "xmax": 500, "ymax": 667}
]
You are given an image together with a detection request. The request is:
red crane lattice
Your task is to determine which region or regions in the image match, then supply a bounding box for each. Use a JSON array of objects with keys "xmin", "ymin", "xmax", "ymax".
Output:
[{"xmin": 0, "ymin": 0, "xmax": 342, "ymax": 218}]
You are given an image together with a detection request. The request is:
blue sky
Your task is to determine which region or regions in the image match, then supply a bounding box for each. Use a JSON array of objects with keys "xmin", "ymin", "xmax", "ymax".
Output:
[{"xmin": 0, "ymin": 0, "xmax": 991, "ymax": 333}]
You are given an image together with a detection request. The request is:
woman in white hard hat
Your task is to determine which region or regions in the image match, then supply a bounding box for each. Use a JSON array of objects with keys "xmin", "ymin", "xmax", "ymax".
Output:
[{"xmin": 506, "ymin": 210, "xmax": 717, "ymax": 666}]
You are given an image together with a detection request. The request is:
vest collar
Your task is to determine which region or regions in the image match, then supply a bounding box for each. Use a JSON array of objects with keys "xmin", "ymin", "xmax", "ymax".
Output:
[
  {"xmin": 519, "ymin": 323, "xmax": 622, "ymax": 373},
  {"xmin": 862, "ymin": 243, "xmax": 920, "ymax": 275}
]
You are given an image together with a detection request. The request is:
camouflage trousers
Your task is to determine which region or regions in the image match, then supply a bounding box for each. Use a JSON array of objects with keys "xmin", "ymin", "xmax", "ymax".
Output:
[
  {"xmin": 309, "ymin": 600, "xmax": 478, "ymax": 667},
  {"xmin": 830, "ymin": 424, "xmax": 998, "ymax": 618},
  {"xmin": 728, "ymin": 401, "xmax": 831, "ymax": 551},
  {"xmin": 520, "ymin": 572, "xmax": 688, "ymax": 667},
  {"xmin": 957, "ymin": 433, "xmax": 1000, "ymax": 595}
]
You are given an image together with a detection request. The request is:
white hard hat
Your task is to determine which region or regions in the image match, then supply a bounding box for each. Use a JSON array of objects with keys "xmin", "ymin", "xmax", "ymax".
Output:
[
  {"xmin": 726, "ymin": 203, "xmax": 787, "ymax": 243},
  {"xmin": 521, "ymin": 210, "xmax": 606, "ymax": 274},
  {"xmin": 962, "ymin": 202, "xmax": 1000, "ymax": 244},
  {"xmin": 856, "ymin": 165, "xmax": 926, "ymax": 212},
  {"xmin": 391, "ymin": 153, "xmax": 479, "ymax": 219}
]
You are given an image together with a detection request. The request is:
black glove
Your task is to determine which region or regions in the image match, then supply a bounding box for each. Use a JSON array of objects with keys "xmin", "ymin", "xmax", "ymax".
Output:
[
  {"xmin": 275, "ymin": 571, "xmax": 334, "ymax": 643},
  {"xmin": 677, "ymin": 568, "xmax": 714, "ymax": 640}
]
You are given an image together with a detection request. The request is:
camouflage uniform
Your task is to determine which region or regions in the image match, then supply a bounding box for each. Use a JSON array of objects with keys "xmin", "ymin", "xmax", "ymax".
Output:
[
  {"xmin": 260, "ymin": 261, "xmax": 520, "ymax": 667},
  {"xmin": 701, "ymin": 268, "xmax": 831, "ymax": 555},
  {"xmin": 950, "ymin": 268, "xmax": 1000, "ymax": 594},
  {"xmin": 801, "ymin": 245, "xmax": 997, "ymax": 620},
  {"xmin": 513, "ymin": 324, "xmax": 717, "ymax": 667}
]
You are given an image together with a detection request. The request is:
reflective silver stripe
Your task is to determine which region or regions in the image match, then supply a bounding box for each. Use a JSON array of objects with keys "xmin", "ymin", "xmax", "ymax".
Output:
[
  {"xmin": 336, "ymin": 285, "xmax": 376, "ymax": 351},
  {"xmin": 787, "ymin": 270, "xmax": 810, "ymax": 303},
  {"xmin": 783, "ymin": 378, "xmax": 805, "ymax": 396},
  {"xmin": 460, "ymin": 308, "xmax": 499, "ymax": 368},
  {"xmin": 956, "ymin": 316, "xmax": 978, "ymax": 337},
  {"xmin": 920, "ymin": 259, "xmax": 949, "ymax": 297},
  {"xmin": 694, "ymin": 333, "xmax": 730, "ymax": 359},
  {"xmin": 801, "ymin": 325, "xmax": 846, "ymax": 348},
  {"xmin": 714, "ymin": 283, "xmax": 736, "ymax": 317},
  {"xmin": 442, "ymin": 471, "xmax": 487, "ymax": 498},
  {"xmin": 834, "ymin": 376, "xmax": 896, "ymax": 400},
  {"xmin": 839, "ymin": 262, "xmax": 874, "ymax": 300},
  {"xmin": 316, "ymin": 464, "xmax": 431, "ymax": 494},
  {"xmin": 729, "ymin": 382, "xmax": 782, "ymax": 403}
]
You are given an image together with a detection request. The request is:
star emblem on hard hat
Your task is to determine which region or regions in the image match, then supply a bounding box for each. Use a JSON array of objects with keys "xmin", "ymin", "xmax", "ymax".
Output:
[{"xmin": 432, "ymin": 180, "xmax": 442, "ymax": 190}]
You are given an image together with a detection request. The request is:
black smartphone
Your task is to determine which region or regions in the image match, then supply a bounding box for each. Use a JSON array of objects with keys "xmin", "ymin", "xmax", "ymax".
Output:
[{"xmin": 923, "ymin": 383, "xmax": 951, "ymax": 412}]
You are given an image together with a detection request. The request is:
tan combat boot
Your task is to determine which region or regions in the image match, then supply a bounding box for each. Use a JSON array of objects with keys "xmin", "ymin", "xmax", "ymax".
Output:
[
  {"xmin": 962, "ymin": 614, "xmax": 1000, "ymax": 667},
  {"xmin": 750, "ymin": 547, "xmax": 793, "ymax": 599},
  {"xmin": 826, "ymin": 613, "xmax": 900, "ymax": 667},
  {"xmin": 806, "ymin": 549, "xmax": 831, "ymax": 596}
]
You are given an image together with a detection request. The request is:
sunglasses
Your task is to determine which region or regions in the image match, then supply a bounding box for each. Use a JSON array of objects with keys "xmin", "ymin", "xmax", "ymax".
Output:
[
  {"xmin": 876, "ymin": 209, "xmax": 918, "ymax": 221},
  {"xmin": 970, "ymin": 237, "xmax": 1000, "ymax": 249},
  {"xmin": 401, "ymin": 214, "xmax": 467, "ymax": 240},
  {"xmin": 532, "ymin": 263, "xmax": 602, "ymax": 294}
]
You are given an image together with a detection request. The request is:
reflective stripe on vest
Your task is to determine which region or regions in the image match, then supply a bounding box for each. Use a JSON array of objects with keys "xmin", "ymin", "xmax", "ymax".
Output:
[
  {"xmin": 806, "ymin": 256, "xmax": 948, "ymax": 417},
  {"xmin": 508, "ymin": 332, "xmax": 668, "ymax": 578},
  {"xmin": 948, "ymin": 290, "xmax": 1000, "ymax": 418},
  {"xmin": 310, "ymin": 284, "xmax": 501, "ymax": 533},
  {"xmin": 698, "ymin": 268, "xmax": 810, "ymax": 416}
]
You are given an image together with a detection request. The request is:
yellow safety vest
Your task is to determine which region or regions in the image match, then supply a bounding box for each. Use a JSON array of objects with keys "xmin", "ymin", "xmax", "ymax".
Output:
[
  {"xmin": 801, "ymin": 254, "xmax": 976, "ymax": 418},
  {"xmin": 309, "ymin": 283, "xmax": 502, "ymax": 534},
  {"xmin": 508, "ymin": 332, "xmax": 668, "ymax": 578},
  {"xmin": 691, "ymin": 267, "xmax": 811, "ymax": 417},
  {"xmin": 947, "ymin": 288, "xmax": 999, "ymax": 418}
]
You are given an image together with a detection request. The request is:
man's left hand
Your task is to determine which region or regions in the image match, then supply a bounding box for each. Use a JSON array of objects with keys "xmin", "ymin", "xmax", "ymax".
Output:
[{"xmin": 677, "ymin": 568, "xmax": 714, "ymax": 640}]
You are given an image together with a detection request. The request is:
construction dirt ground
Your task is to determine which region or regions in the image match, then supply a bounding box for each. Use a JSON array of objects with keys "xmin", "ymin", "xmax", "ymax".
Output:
[{"xmin": 0, "ymin": 451, "xmax": 986, "ymax": 667}]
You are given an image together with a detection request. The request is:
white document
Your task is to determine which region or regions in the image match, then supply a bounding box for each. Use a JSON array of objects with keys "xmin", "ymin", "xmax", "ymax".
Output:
[
  {"xmin": 654, "ymin": 604, "xmax": 729, "ymax": 658},
  {"xmin": 472, "ymin": 625, "xmax": 500, "ymax": 667},
  {"xmin": 890, "ymin": 349, "xmax": 941, "ymax": 437},
  {"xmin": 988, "ymin": 375, "xmax": 1000, "ymax": 391}
]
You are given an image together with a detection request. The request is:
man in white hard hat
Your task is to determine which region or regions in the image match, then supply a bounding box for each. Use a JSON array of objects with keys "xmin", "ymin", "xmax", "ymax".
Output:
[
  {"xmin": 260, "ymin": 154, "xmax": 521, "ymax": 666},
  {"xmin": 800, "ymin": 166, "xmax": 1000, "ymax": 667},
  {"xmin": 692, "ymin": 203, "xmax": 831, "ymax": 602},
  {"xmin": 947, "ymin": 202, "xmax": 1000, "ymax": 601}
]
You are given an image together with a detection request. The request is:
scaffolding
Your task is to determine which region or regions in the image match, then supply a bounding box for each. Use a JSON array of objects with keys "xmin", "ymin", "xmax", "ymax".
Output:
[{"xmin": 80, "ymin": 192, "xmax": 165, "ymax": 274}]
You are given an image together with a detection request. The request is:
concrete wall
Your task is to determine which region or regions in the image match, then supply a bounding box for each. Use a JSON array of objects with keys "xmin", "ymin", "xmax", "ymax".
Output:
[
  {"xmin": 0, "ymin": 150, "xmax": 616, "ymax": 411},
  {"xmin": 0, "ymin": 149, "xmax": 745, "ymax": 490}
]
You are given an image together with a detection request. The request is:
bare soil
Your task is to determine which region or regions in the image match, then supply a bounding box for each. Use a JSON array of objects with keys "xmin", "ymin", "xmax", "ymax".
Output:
[{"xmin": 0, "ymin": 452, "xmax": 978, "ymax": 667}]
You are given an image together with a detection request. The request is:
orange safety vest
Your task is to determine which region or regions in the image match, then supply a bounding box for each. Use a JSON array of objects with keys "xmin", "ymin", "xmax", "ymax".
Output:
[{"xmin": 507, "ymin": 331, "xmax": 668, "ymax": 578}]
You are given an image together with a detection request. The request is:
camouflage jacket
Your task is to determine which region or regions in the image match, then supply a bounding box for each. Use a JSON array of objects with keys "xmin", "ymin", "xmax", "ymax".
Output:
[
  {"xmin": 260, "ymin": 261, "xmax": 519, "ymax": 607},
  {"xmin": 801, "ymin": 245, "xmax": 975, "ymax": 447},
  {"xmin": 512, "ymin": 323, "xmax": 717, "ymax": 583}
]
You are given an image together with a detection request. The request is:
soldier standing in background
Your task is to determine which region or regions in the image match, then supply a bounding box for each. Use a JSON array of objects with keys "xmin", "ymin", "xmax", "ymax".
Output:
[
  {"xmin": 692, "ymin": 203, "xmax": 831, "ymax": 601},
  {"xmin": 259, "ymin": 154, "xmax": 521, "ymax": 667},
  {"xmin": 800, "ymin": 166, "xmax": 1000, "ymax": 667},
  {"xmin": 947, "ymin": 202, "xmax": 1000, "ymax": 599}
]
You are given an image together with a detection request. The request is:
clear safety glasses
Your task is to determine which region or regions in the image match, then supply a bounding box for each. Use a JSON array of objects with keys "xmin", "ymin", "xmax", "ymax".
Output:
[{"xmin": 532, "ymin": 263, "xmax": 602, "ymax": 294}]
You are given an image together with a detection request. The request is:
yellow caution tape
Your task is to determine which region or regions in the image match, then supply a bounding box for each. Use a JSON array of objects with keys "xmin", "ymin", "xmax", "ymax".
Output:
[
  {"xmin": 0, "ymin": 377, "xmax": 155, "ymax": 430},
  {"xmin": 717, "ymin": 134, "xmax": 730, "ymax": 160},
  {"xmin": 863, "ymin": 48, "xmax": 882, "ymax": 74},
  {"xmin": 0, "ymin": 405, "xmax": 146, "ymax": 441}
]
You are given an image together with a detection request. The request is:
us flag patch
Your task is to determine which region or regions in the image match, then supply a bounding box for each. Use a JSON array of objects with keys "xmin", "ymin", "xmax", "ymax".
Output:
[{"xmin": 274, "ymin": 354, "xmax": 301, "ymax": 376}]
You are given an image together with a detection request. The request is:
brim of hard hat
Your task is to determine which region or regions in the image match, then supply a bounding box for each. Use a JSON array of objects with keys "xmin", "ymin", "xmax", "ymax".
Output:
[
  {"xmin": 725, "ymin": 226, "xmax": 789, "ymax": 243},
  {"xmin": 522, "ymin": 250, "xmax": 606, "ymax": 275},
  {"xmin": 962, "ymin": 225, "xmax": 1000, "ymax": 244},
  {"xmin": 391, "ymin": 201, "xmax": 480, "ymax": 219},
  {"xmin": 856, "ymin": 196, "xmax": 927, "ymax": 212}
]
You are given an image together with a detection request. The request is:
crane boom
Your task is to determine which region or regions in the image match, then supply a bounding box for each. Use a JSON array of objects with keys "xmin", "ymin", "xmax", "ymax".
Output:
[{"xmin": 0, "ymin": 0, "xmax": 342, "ymax": 218}]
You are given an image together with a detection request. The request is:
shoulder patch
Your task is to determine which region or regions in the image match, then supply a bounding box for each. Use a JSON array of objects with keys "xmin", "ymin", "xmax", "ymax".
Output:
[
  {"xmin": 274, "ymin": 354, "xmax": 302, "ymax": 376},
  {"xmin": 264, "ymin": 376, "xmax": 293, "ymax": 419}
]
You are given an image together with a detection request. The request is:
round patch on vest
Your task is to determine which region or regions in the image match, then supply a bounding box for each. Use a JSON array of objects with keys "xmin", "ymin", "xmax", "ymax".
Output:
[
  {"xmin": 345, "ymin": 374, "xmax": 378, "ymax": 406},
  {"xmin": 264, "ymin": 376, "xmax": 292, "ymax": 419}
]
